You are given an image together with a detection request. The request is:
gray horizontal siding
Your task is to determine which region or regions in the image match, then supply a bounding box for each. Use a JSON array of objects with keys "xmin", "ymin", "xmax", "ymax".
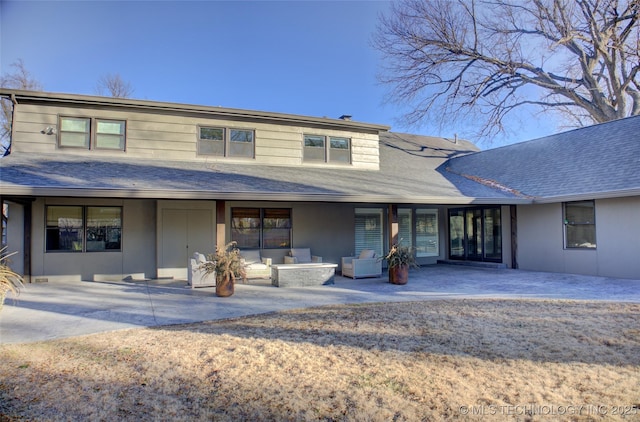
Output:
[{"xmin": 10, "ymin": 103, "xmax": 381, "ymax": 169}]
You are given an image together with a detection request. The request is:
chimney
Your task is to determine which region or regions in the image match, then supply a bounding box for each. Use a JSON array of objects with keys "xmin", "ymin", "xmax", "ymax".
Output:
[{"xmin": 339, "ymin": 114, "xmax": 352, "ymax": 121}]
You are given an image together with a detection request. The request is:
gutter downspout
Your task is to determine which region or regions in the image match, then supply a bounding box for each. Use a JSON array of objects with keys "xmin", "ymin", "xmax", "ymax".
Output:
[
  {"xmin": 510, "ymin": 205, "xmax": 518, "ymax": 269},
  {"xmin": 23, "ymin": 202, "xmax": 31, "ymax": 284}
]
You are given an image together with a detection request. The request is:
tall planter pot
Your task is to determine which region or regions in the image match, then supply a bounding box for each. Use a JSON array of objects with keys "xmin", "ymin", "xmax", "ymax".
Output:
[
  {"xmin": 216, "ymin": 275, "xmax": 235, "ymax": 297},
  {"xmin": 389, "ymin": 264, "xmax": 409, "ymax": 285}
]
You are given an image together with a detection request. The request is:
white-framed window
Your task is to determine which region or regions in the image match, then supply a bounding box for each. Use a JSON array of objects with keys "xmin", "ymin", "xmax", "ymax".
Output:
[
  {"xmin": 59, "ymin": 116, "xmax": 126, "ymax": 150},
  {"xmin": 563, "ymin": 200, "xmax": 596, "ymax": 249},
  {"xmin": 354, "ymin": 208, "xmax": 383, "ymax": 257},
  {"xmin": 198, "ymin": 126, "xmax": 255, "ymax": 158},
  {"xmin": 46, "ymin": 205, "xmax": 122, "ymax": 252},
  {"xmin": 303, "ymin": 134, "xmax": 351, "ymax": 164}
]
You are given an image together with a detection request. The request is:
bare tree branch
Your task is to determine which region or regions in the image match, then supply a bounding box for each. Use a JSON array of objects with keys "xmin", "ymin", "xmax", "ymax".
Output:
[
  {"xmin": 373, "ymin": 0, "xmax": 640, "ymax": 142},
  {"xmin": 95, "ymin": 73, "xmax": 134, "ymax": 98},
  {"xmin": 1, "ymin": 59, "xmax": 43, "ymax": 155}
]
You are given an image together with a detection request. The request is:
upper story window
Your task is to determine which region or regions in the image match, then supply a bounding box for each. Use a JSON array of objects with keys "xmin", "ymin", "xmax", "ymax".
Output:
[
  {"xmin": 303, "ymin": 134, "xmax": 351, "ymax": 164},
  {"xmin": 59, "ymin": 117, "xmax": 126, "ymax": 150},
  {"xmin": 60, "ymin": 117, "xmax": 90, "ymax": 148},
  {"xmin": 96, "ymin": 120, "xmax": 126, "ymax": 150},
  {"xmin": 198, "ymin": 126, "xmax": 255, "ymax": 158},
  {"xmin": 330, "ymin": 136, "xmax": 350, "ymax": 163},
  {"xmin": 563, "ymin": 200, "xmax": 596, "ymax": 249}
]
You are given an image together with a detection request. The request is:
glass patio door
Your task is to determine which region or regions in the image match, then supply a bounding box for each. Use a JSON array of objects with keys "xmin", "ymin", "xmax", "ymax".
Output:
[
  {"xmin": 466, "ymin": 208, "xmax": 483, "ymax": 260},
  {"xmin": 448, "ymin": 207, "xmax": 502, "ymax": 262},
  {"xmin": 483, "ymin": 207, "xmax": 502, "ymax": 261},
  {"xmin": 449, "ymin": 209, "xmax": 465, "ymax": 259}
]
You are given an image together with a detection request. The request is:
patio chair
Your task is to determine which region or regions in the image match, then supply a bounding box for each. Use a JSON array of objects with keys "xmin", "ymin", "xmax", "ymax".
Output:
[
  {"xmin": 241, "ymin": 249, "xmax": 272, "ymax": 279},
  {"xmin": 341, "ymin": 249, "xmax": 382, "ymax": 279},
  {"xmin": 284, "ymin": 248, "xmax": 322, "ymax": 264},
  {"xmin": 188, "ymin": 252, "xmax": 216, "ymax": 288}
]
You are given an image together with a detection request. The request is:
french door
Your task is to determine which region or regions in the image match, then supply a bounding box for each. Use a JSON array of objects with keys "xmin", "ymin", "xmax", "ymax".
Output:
[{"xmin": 448, "ymin": 207, "xmax": 502, "ymax": 262}]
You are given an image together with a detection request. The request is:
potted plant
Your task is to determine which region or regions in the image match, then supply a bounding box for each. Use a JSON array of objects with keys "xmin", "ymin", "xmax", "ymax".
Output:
[
  {"xmin": 383, "ymin": 243, "xmax": 418, "ymax": 285},
  {"xmin": 1, "ymin": 248, "xmax": 24, "ymax": 310},
  {"xmin": 201, "ymin": 241, "xmax": 246, "ymax": 297}
]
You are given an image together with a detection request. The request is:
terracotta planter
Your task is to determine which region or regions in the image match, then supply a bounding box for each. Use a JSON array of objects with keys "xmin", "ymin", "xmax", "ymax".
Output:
[
  {"xmin": 215, "ymin": 275, "xmax": 235, "ymax": 297},
  {"xmin": 389, "ymin": 264, "xmax": 409, "ymax": 285}
]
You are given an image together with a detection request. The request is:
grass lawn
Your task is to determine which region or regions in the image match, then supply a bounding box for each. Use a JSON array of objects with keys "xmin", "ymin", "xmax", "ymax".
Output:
[{"xmin": 1, "ymin": 299, "xmax": 639, "ymax": 421}]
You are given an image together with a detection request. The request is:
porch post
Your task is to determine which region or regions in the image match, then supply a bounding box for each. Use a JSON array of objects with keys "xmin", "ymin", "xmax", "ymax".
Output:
[
  {"xmin": 510, "ymin": 205, "xmax": 518, "ymax": 269},
  {"xmin": 388, "ymin": 204, "xmax": 398, "ymax": 249},
  {"xmin": 22, "ymin": 200, "xmax": 32, "ymax": 284},
  {"xmin": 216, "ymin": 200, "xmax": 226, "ymax": 249}
]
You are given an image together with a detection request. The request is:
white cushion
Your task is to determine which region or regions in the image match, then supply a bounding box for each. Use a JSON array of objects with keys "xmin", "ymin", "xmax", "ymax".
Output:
[
  {"xmin": 359, "ymin": 249, "xmax": 375, "ymax": 259},
  {"xmin": 194, "ymin": 252, "xmax": 207, "ymax": 264},
  {"xmin": 284, "ymin": 256, "xmax": 298, "ymax": 264},
  {"xmin": 290, "ymin": 248, "xmax": 312, "ymax": 263},
  {"xmin": 242, "ymin": 250, "xmax": 261, "ymax": 265}
]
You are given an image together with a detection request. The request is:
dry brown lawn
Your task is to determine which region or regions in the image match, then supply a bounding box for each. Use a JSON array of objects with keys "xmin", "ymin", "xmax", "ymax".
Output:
[{"xmin": 1, "ymin": 299, "xmax": 639, "ymax": 421}]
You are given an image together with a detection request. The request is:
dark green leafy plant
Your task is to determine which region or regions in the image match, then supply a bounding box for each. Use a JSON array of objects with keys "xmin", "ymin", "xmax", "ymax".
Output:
[{"xmin": 383, "ymin": 243, "xmax": 418, "ymax": 269}]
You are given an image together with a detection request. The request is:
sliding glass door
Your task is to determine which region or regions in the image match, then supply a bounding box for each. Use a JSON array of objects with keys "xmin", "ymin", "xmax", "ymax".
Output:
[{"xmin": 448, "ymin": 207, "xmax": 502, "ymax": 262}]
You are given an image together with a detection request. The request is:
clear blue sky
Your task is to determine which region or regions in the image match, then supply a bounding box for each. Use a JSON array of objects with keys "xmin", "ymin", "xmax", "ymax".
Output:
[{"xmin": 0, "ymin": 0, "xmax": 555, "ymax": 148}]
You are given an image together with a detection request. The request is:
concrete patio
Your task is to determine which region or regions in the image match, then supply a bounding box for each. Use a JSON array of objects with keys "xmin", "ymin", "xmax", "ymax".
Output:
[{"xmin": 1, "ymin": 264, "xmax": 639, "ymax": 345}]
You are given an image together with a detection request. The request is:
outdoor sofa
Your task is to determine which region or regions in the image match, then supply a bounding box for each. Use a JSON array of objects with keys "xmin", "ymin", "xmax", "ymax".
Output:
[
  {"xmin": 188, "ymin": 252, "xmax": 216, "ymax": 288},
  {"xmin": 283, "ymin": 248, "xmax": 322, "ymax": 264},
  {"xmin": 241, "ymin": 249, "xmax": 272, "ymax": 279},
  {"xmin": 341, "ymin": 249, "xmax": 382, "ymax": 279}
]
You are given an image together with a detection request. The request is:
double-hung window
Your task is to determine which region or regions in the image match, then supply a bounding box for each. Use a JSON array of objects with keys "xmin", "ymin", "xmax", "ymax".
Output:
[
  {"xmin": 59, "ymin": 117, "xmax": 91, "ymax": 148},
  {"xmin": 59, "ymin": 117, "xmax": 126, "ymax": 150},
  {"xmin": 231, "ymin": 208, "xmax": 291, "ymax": 248},
  {"xmin": 46, "ymin": 205, "xmax": 122, "ymax": 252},
  {"xmin": 95, "ymin": 119, "xmax": 126, "ymax": 150},
  {"xmin": 329, "ymin": 137, "xmax": 350, "ymax": 163},
  {"xmin": 563, "ymin": 200, "xmax": 596, "ymax": 248},
  {"xmin": 198, "ymin": 127, "xmax": 255, "ymax": 158},
  {"xmin": 303, "ymin": 135, "xmax": 351, "ymax": 164}
]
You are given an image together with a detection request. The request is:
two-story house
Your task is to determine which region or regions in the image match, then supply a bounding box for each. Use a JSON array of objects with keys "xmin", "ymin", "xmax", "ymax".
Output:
[{"xmin": 1, "ymin": 89, "xmax": 638, "ymax": 282}]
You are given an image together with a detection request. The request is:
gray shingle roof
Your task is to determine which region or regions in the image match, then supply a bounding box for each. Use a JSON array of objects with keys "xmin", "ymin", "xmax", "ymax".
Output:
[
  {"xmin": 0, "ymin": 132, "xmax": 525, "ymax": 204},
  {"xmin": 445, "ymin": 115, "xmax": 640, "ymax": 201}
]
